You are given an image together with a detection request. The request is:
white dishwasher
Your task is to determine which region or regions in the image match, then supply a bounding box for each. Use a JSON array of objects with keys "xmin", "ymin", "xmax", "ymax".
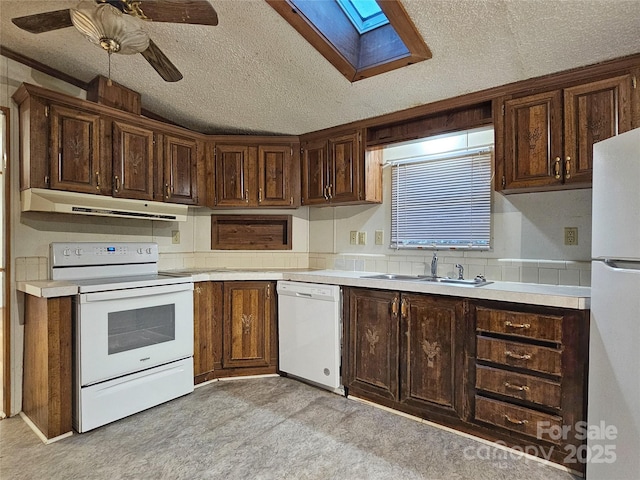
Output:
[{"xmin": 277, "ymin": 281, "xmax": 343, "ymax": 394}]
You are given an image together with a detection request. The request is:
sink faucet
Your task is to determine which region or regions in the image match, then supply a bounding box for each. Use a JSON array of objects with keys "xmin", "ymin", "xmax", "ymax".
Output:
[
  {"xmin": 430, "ymin": 251, "xmax": 438, "ymax": 277},
  {"xmin": 455, "ymin": 264, "xmax": 464, "ymax": 280}
]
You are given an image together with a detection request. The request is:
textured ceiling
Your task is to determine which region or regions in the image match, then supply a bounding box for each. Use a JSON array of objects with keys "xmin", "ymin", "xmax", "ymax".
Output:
[{"xmin": 1, "ymin": 0, "xmax": 639, "ymax": 135}]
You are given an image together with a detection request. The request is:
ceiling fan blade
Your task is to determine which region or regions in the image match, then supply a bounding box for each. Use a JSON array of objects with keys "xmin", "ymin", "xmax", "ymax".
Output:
[
  {"xmin": 12, "ymin": 9, "xmax": 73, "ymax": 34},
  {"xmin": 133, "ymin": 0, "xmax": 218, "ymax": 26},
  {"xmin": 140, "ymin": 39, "xmax": 183, "ymax": 82}
]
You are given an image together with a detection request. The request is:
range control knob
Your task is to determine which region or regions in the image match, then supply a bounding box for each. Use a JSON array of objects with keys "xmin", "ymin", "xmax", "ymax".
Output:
[
  {"xmin": 63, "ymin": 248, "xmax": 71, "ymax": 256},
  {"xmin": 146, "ymin": 247, "xmax": 152, "ymax": 254},
  {"xmin": 75, "ymin": 248, "xmax": 83, "ymax": 256},
  {"xmin": 137, "ymin": 248, "xmax": 144, "ymax": 254}
]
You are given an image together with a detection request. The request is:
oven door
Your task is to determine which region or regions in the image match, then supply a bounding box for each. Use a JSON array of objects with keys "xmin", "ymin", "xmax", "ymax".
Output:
[{"xmin": 77, "ymin": 282, "xmax": 194, "ymax": 386}]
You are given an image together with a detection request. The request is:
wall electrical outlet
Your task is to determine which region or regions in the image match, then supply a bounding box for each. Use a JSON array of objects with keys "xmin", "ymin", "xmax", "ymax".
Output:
[
  {"xmin": 172, "ymin": 230, "xmax": 181, "ymax": 244},
  {"xmin": 375, "ymin": 230, "xmax": 384, "ymax": 245},
  {"xmin": 350, "ymin": 231, "xmax": 358, "ymax": 245},
  {"xmin": 564, "ymin": 227, "xmax": 578, "ymax": 245},
  {"xmin": 358, "ymin": 231, "xmax": 367, "ymax": 245}
]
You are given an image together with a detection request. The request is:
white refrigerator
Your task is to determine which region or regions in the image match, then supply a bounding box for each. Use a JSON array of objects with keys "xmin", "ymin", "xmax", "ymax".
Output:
[{"xmin": 588, "ymin": 127, "xmax": 640, "ymax": 479}]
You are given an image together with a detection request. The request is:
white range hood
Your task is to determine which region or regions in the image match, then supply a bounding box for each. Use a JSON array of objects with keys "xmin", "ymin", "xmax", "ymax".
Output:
[{"xmin": 21, "ymin": 188, "xmax": 188, "ymax": 222}]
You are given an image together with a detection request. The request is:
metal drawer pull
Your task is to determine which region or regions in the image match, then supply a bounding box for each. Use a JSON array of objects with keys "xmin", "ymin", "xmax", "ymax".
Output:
[
  {"xmin": 505, "ymin": 321, "xmax": 530, "ymax": 329},
  {"xmin": 504, "ymin": 414, "xmax": 528, "ymax": 425},
  {"xmin": 505, "ymin": 350, "xmax": 531, "ymax": 360},
  {"xmin": 504, "ymin": 382, "xmax": 530, "ymax": 392}
]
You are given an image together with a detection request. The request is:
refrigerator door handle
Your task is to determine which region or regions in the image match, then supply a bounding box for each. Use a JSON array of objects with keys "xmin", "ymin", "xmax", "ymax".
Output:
[{"xmin": 603, "ymin": 259, "xmax": 640, "ymax": 271}]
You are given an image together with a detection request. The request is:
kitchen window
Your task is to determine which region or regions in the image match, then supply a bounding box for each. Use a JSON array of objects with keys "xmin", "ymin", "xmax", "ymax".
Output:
[{"xmin": 386, "ymin": 126, "xmax": 493, "ymax": 250}]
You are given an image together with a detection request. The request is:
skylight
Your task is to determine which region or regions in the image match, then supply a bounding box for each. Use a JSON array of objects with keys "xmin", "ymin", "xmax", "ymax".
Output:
[
  {"xmin": 267, "ymin": 0, "xmax": 432, "ymax": 82},
  {"xmin": 336, "ymin": 0, "xmax": 389, "ymax": 34}
]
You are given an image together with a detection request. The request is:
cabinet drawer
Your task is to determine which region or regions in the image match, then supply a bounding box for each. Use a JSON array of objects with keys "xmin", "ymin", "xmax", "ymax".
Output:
[
  {"xmin": 476, "ymin": 307, "xmax": 562, "ymax": 343},
  {"xmin": 475, "ymin": 365, "xmax": 561, "ymax": 408},
  {"xmin": 475, "ymin": 396, "xmax": 563, "ymax": 444},
  {"xmin": 476, "ymin": 336, "xmax": 561, "ymax": 376}
]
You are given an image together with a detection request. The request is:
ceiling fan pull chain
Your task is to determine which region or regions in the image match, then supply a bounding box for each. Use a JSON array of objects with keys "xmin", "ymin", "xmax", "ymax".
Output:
[{"xmin": 107, "ymin": 51, "xmax": 112, "ymax": 86}]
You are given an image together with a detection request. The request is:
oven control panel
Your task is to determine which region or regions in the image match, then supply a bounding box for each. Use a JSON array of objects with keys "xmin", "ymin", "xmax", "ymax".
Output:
[{"xmin": 50, "ymin": 242, "xmax": 159, "ymax": 268}]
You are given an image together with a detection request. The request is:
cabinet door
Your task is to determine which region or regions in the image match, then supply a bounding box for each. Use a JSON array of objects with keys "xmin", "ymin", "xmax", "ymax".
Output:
[
  {"xmin": 215, "ymin": 145, "xmax": 254, "ymax": 206},
  {"xmin": 193, "ymin": 282, "xmax": 223, "ymax": 384},
  {"xmin": 563, "ymin": 74, "xmax": 632, "ymax": 184},
  {"xmin": 301, "ymin": 139, "xmax": 329, "ymax": 205},
  {"xmin": 163, "ymin": 134, "xmax": 198, "ymax": 205},
  {"xmin": 400, "ymin": 295, "xmax": 464, "ymax": 417},
  {"xmin": 344, "ymin": 288, "xmax": 399, "ymax": 402},
  {"xmin": 328, "ymin": 131, "xmax": 361, "ymax": 203},
  {"xmin": 222, "ymin": 281, "xmax": 272, "ymax": 368},
  {"xmin": 258, "ymin": 145, "xmax": 293, "ymax": 206},
  {"xmin": 49, "ymin": 104, "xmax": 101, "ymax": 193},
  {"xmin": 112, "ymin": 121, "xmax": 154, "ymax": 200},
  {"xmin": 503, "ymin": 91, "xmax": 563, "ymax": 190}
]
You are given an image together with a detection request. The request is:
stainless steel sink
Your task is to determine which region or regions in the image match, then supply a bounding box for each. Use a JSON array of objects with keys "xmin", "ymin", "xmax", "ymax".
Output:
[
  {"xmin": 422, "ymin": 276, "xmax": 493, "ymax": 287},
  {"xmin": 361, "ymin": 273, "xmax": 492, "ymax": 287},
  {"xmin": 361, "ymin": 274, "xmax": 430, "ymax": 281}
]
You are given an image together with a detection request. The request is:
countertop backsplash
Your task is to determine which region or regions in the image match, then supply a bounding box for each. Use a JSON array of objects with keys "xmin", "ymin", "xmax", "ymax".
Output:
[
  {"xmin": 15, "ymin": 252, "xmax": 590, "ymax": 287},
  {"xmin": 308, "ymin": 252, "xmax": 591, "ymax": 287}
]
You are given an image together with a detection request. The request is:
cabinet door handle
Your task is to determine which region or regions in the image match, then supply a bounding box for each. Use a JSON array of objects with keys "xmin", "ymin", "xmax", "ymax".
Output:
[
  {"xmin": 266, "ymin": 284, "xmax": 271, "ymax": 299},
  {"xmin": 504, "ymin": 321, "xmax": 530, "ymax": 329},
  {"xmin": 505, "ymin": 350, "xmax": 532, "ymax": 360},
  {"xmin": 114, "ymin": 176, "xmax": 120, "ymax": 192},
  {"xmin": 165, "ymin": 183, "xmax": 170, "ymax": 198},
  {"xmin": 565, "ymin": 156, "xmax": 571, "ymax": 179},
  {"xmin": 504, "ymin": 382, "xmax": 530, "ymax": 392},
  {"xmin": 245, "ymin": 189, "xmax": 249, "ymax": 203},
  {"xmin": 400, "ymin": 298, "xmax": 408, "ymax": 319},
  {"xmin": 391, "ymin": 296, "xmax": 399, "ymax": 316},
  {"xmin": 328, "ymin": 184, "xmax": 333, "ymax": 198},
  {"xmin": 553, "ymin": 157, "xmax": 561, "ymax": 179},
  {"xmin": 504, "ymin": 414, "xmax": 528, "ymax": 425},
  {"xmin": 323, "ymin": 185, "xmax": 329, "ymax": 200},
  {"xmin": 95, "ymin": 172, "xmax": 100, "ymax": 190},
  {"xmin": 258, "ymin": 188, "xmax": 263, "ymax": 203}
]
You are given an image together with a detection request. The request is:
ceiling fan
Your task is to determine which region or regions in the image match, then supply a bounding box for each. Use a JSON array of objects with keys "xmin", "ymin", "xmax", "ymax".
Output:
[{"xmin": 11, "ymin": 0, "xmax": 219, "ymax": 82}]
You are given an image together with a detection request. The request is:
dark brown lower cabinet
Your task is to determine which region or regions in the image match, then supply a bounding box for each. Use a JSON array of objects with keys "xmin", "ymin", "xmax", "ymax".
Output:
[
  {"xmin": 343, "ymin": 288, "xmax": 589, "ymax": 474},
  {"xmin": 470, "ymin": 301, "xmax": 589, "ymax": 474},
  {"xmin": 193, "ymin": 281, "xmax": 277, "ymax": 384},
  {"xmin": 400, "ymin": 294, "xmax": 466, "ymax": 419},
  {"xmin": 343, "ymin": 288, "xmax": 467, "ymax": 422}
]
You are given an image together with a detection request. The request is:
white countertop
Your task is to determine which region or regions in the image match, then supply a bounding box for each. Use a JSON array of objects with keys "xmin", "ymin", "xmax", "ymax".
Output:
[{"xmin": 17, "ymin": 268, "xmax": 590, "ymax": 310}]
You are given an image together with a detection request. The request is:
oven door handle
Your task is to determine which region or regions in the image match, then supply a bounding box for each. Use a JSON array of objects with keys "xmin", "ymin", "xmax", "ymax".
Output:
[{"xmin": 80, "ymin": 282, "xmax": 194, "ymax": 303}]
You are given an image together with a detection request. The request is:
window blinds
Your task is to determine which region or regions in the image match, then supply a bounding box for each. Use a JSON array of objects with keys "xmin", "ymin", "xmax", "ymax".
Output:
[{"xmin": 390, "ymin": 148, "xmax": 492, "ymax": 249}]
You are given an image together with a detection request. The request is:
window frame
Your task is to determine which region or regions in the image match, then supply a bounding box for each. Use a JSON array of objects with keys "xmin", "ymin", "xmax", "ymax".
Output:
[{"xmin": 387, "ymin": 130, "xmax": 494, "ymax": 251}]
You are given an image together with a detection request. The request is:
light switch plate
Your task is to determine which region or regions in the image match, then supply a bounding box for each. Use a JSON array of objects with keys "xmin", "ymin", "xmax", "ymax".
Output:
[
  {"xmin": 350, "ymin": 231, "xmax": 357, "ymax": 245},
  {"xmin": 172, "ymin": 230, "xmax": 181, "ymax": 244},
  {"xmin": 375, "ymin": 230, "xmax": 383, "ymax": 245},
  {"xmin": 358, "ymin": 231, "xmax": 367, "ymax": 245}
]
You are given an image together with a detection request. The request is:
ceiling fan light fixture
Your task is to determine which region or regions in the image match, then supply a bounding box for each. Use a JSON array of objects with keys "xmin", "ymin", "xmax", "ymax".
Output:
[{"xmin": 70, "ymin": 1, "xmax": 149, "ymax": 55}]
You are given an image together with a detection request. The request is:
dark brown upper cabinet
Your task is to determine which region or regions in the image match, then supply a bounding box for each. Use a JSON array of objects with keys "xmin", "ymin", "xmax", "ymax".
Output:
[
  {"xmin": 214, "ymin": 144, "xmax": 252, "ymax": 207},
  {"xmin": 158, "ymin": 133, "xmax": 199, "ymax": 205},
  {"xmin": 496, "ymin": 74, "xmax": 632, "ymax": 192},
  {"xmin": 212, "ymin": 141, "xmax": 299, "ymax": 208},
  {"xmin": 111, "ymin": 121, "xmax": 155, "ymax": 200},
  {"xmin": 49, "ymin": 104, "xmax": 101, "ymax": 194},
  {"xmin": 258, "ymin": 145, "xmax": 295, "ymax": 207},
  {"xmin": 301, "ymin": 129, "xmax": 382, "ymax": 206}
]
